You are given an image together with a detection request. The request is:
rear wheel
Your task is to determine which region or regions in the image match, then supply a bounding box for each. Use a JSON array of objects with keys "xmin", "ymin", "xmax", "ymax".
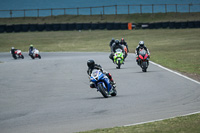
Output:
[
  {"xmin": 117, "ymin": 60, "xmax": 121, "ymax": 69},
  {"xmin": 98, "ymin": 84, "xmax": 109, "ymax": 98}
]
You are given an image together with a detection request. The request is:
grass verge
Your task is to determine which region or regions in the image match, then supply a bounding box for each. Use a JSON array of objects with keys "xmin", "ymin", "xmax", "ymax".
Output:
[{"xmin": 78, "ymin": 113, "xmax": 200, "ymax": 133}]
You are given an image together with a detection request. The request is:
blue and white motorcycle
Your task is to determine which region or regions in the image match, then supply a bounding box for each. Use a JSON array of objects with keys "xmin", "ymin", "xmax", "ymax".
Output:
[{"xmin": 90, "ymin": 69, "xmax": 117, "ymax": 98}]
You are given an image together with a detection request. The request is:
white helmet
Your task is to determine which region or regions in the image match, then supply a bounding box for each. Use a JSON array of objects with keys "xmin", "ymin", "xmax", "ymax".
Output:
[
  {"xmin": 11, "ymin": 47, "xmax": 14, "ymax": 49},
  {"xmin": 139, "ymin": 41, "xmax": 144, "ymax": 47}
]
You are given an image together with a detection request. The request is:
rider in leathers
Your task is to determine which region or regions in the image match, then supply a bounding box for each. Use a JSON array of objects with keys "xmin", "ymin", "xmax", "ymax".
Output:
[
  {"xmin": 87, "ymin": 60, "xmax": 116, "ymax": 88},
  {"xmin": 10, "ymin": 47, "xmax": 18, "ymax": 55},
  {"xmin": 135, "ymin": 41, "xmax": 150, "ymax": 65},
  {"xmin": 109, "ymin": 40, "xmax": 125, "ymax": 62}
]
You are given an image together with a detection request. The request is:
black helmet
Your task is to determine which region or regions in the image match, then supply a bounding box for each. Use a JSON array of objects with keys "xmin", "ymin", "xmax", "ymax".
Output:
[
  {"xmin": 115, "ymin": 40, "xmax": 119, "ymax": 45},
  {"xmin": 87, "ymin": 60, "xmax": 95, "ymax": 68}
]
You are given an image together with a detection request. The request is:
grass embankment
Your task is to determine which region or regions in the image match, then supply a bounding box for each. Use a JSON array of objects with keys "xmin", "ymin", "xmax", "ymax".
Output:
[
  {"xmin": 0, "ymin": 29, "xmax": 200, "ymax": 79},
  {"xmin": 79, "ymin": 113, "xmax": 200, "ymax": 133},
  {"xmin": 0, "ymin": 12, "xmax": 200, "ymax": 25}
]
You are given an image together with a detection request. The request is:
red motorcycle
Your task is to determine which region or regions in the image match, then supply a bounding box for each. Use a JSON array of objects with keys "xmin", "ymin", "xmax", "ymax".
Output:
[
  {"xmin": 10, "ymin": 50, "xmax": 24, "ymax": 59},
  {"xmin": 137, "ymin": 48, "xmax": 149, "ymax": 72}
]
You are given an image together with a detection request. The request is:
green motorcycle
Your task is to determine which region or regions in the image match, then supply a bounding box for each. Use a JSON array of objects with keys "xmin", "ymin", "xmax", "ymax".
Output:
[{"xmin": 114, "ymin": 48, "xmax": 124, "ymax": 69}]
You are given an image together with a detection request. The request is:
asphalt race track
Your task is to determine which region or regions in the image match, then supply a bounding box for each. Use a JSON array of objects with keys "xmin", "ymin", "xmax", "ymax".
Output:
[{"xmin": 0, "ymin": 52, "xmax": 200, "ymax": 133}]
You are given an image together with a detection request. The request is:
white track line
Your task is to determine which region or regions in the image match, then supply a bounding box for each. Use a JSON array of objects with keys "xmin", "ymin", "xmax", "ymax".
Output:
[
  {"xmin": 124, "ymin": 111, "xmax": 200, "ymax": 127},
  {"xmin": 150, "ymin": 61, "xmax": 200, "ymax": 85},
  {"xmin": 124, "ymin": 60, "xmax": 200, "ymax": 127}
]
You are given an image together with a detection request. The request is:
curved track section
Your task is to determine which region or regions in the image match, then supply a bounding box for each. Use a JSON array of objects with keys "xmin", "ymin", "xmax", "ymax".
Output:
[{"xmin": 0, "ymin": 52, "xmax": 200, "ymax": 133}]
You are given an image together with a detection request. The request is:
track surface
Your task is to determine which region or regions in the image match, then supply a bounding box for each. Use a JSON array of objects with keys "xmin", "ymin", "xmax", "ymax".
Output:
[{"xmin": 0, "ymin": 52, "xmax": 200, "ymax": 133}]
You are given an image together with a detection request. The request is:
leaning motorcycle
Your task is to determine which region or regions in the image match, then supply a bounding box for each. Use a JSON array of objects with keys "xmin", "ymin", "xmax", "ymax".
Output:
[
  {"xmin": 90, "ymin": 69, "xmax": 117, "ymax": 98},
  {"xmin": 137, "ymin": 48, "xmax": 149, "ymax": 72},
  {"xmin": 114, "ymin": 48, "xmax": 124, "ymax": 69},
  {"xmin": 30, "ymin": 49, "xmax": 41, "ymax": 59},
  {"xmin": 10, "ymin": 50, "xmax": 24, "ymax": 59}
]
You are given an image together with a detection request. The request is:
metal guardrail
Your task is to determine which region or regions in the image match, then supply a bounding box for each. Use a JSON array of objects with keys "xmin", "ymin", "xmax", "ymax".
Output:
[{"xmin": 0, "ymin": 4, "xmax": 200, "ymax": 18}]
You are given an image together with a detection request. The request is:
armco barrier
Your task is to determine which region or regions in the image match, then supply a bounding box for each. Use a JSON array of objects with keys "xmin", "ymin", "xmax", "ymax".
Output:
[
  {"xmin": 162, "ymin": 22, "xmax": 169, "ymax": 28},
  {"xmin": 148, "ymin": 23, "xmax": 155, "ymax": 29},
  {"xmin": 114, "ymin": 23, "xmax": 121, "ymax": 30},
  {"xmin": 45, "ymin": 24, "xmax": 53, "ymax": 31},
  {"xmin": 6, "ymin": 25, "xmax": 14, "ymax": 33},
  {"xmin": 181, "ymin": 22, "xmax": 188, "ymax": 28},
  {"xmin": 188, "ymin": 21, "xmax": 195, "ymax": 28},
  {"xmin": 68, "ymin": 23, "xmax": 76, "ymax": 30},
  {"xmin": 194, "ymin": 21, "xmax": 200, "ymax": 28},
  {"xmin": 53, "ymin": 24, "xmax": 60, "ymax": 31},
  {"xmin": 106, "ymin": 23, "xmax": 114, "ymax": 30},
  {"xmin": 29, "ymin": 24, "xmax": 38, "ymax": 31},
  {"xmin": 169, "ymin": 22, "xmax": 175, "ymax": 29},
  {"xmin": 83, "ymin": 23, "xmax": 91, "ymax": 30},
  {"xmin": 175, "ymin": 22, "xmax": 181, "ymax": 29},
  {"xmin": 60, "ymin": 23, "xmax": 68, "ymax": 31},
  {"xmin": 1, "ymin": 21, "xmax": 200, "ymax": 33},
  {"xmin": 13, "ymin": 24, "xmax": 21, "ymax": 32},
  {"xmin": 37, "ymin": 24, "xmax": 45, "ymax": 31},
  {"xmin": 121, "ymin": 23, "xmax": 128, "ymax": 30},
  {"xmin": 21, "ymin": 24, "xmax": 29, "ymax": 32},
  {"xmin": 76, "ymin": 23, "xmax": 83, "ymax": 30},
  {"xmin": 99, "ymin": 23, "xmax": 106, "ymax": 30},
  {"xmin": 0, "ymin": 25, "xmax": 6, "ymax": 33},
  {"xmin": 91, "ymin": 23, "xmax": 98, "ymax": 30}
]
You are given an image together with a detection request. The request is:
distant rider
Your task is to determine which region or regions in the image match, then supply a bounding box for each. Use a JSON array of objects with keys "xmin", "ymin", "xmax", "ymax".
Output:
[
  {"xmin": 135, "ymin": 41, "xmax": 150, "ymax": 65},
  {"xmin": 119, "ymin": 38, "xmax": 129, "ymax": 53},
  {"xmin": 109, "ymin": 40, "xmax": 125, "ymax": 62},
  {"xmin": 10, "ymin": 47, "xmax": 18, "ymax": 55},
  {"xmin": 87, "ymin": 60, "xmax": 116, "ymax": 88},
  {"xmin": 29, "ymin": 44, "xmax": 35, "ymax": 56}
]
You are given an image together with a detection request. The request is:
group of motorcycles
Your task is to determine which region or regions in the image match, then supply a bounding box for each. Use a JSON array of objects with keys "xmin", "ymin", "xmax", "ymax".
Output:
[
  {"xmin": 10, "ymin": 48, "xmax": 41, "ymax": 60},
  {"xmin": 90, "ymin": 43, "xmax": 150, "ymax": 98}
]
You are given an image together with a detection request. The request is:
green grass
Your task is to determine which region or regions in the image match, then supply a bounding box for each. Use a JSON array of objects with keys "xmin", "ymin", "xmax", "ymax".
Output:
[
  {"xmin": 0, "ymin": 12, "xmax": 200, "ymax": 25},
  {"xmin": 78, "ymin": 113, "xmax": 200, "ymax": 133},
  {"xmin": 0, "ymin": 29, "xmax": 200, "ymax": 76}
]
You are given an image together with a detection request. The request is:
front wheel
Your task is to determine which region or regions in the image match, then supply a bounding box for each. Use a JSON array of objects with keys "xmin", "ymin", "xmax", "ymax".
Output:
[
  {"xmin": 98, "ymin": 84, "xmax": 109, "ymax": 98},
  {"xmin": 141, "ymin": 61, "xmax": 148, "ymax": 72},
  {"xmin": 117, "ymin": 60, "xmax": 121, "ymax": 69},
  {"xmin": 38, "ymin": 55, "xmax": 41, "ymax": 59},
  {"xmin": 30, "ymin": 55, "xmax": 35, "ymax": 59},
  {"xmin": 12, "ymin": 54, "xmax": 17, "ymax": 59},
  {"xmin": 111, "ymin": 88, "xmax": 117, "ymax": 96},
  {"xmin": 21, "ymin": 55, "xmax": 24, "ymax": 59}
]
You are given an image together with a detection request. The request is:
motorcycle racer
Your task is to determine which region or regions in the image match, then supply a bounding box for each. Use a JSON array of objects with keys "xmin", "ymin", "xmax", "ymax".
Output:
[
  {"xmin": 29, "ymin": 44, "xmax": 35, "ymax": 56},
  {"xmin": 109, "ymin": 40, "xmax": 125, "ymax": 62},
  {"xmin": 120, "ymin": 38, "xmax": 129, "ymax": 53},
  {"xmin": 135, "ymin": 41, "xmax": 150, "ymax": 65},
  {"xmin": 10, "ymin": 47, "xmax": 18, "ymax": 55},
  {"xmin": 87, "ymin": 60, "xmax": 116, "ymax": 88}
]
